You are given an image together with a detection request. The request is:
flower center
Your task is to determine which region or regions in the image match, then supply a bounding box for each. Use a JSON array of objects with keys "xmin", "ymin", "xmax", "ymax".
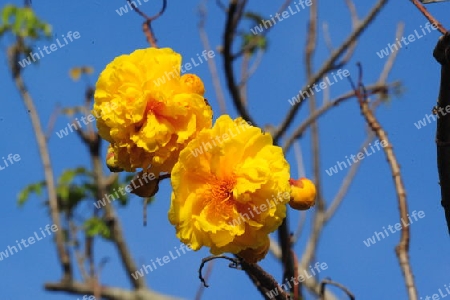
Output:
[
  {"xmin": 205, "ymin": 177, "xmax": 236, "ymax": 221},
  {"xmin": 135, "ymin": 99, "xmax": 164, "ymax": 131}
]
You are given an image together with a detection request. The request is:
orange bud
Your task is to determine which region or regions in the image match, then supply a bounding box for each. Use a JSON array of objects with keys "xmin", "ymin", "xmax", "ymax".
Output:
[
  {"xmin": 179, "ymin": 74, "xmax": 205, "ymax": 96},
  {"xmin": 288, "ymin": 178, "xmax": 316, "ymax": 210}
]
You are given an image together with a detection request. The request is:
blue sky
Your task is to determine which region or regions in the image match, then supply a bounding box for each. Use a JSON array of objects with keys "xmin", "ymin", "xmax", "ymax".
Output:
[{"xmin": 1, "ymin": 1, "xmax": 450, "ymax": 299}]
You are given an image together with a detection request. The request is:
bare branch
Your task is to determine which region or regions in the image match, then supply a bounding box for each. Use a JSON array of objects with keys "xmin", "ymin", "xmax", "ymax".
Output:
[
  {"xmin": 320, "ymin": 278, "xmax": 355, "ymax": 300},
  {"xmin": 283, "ymin": 84, "xmax": 389, "ymax": 152},
  {"xmin": 273, "ymin": 0, "xmax": 389, "ymax": 144},
  {"xmin": 194, "ymin": 260, "xmax": 214, "ymax": 300},
  {"xmin": 378, "ymin": 22, "xmax": 404, "ymax": 84},
  {"xmin": 8, "ymin": 40, "xmax": 72, "ymax": 282},
  {"xmin": 198, "ymin": 2, "xmax": 227, "ymax": 115},
  {"xmin": 355, "ymin": 65, "xmax": 417, "ymax": 300},
  {"xmin": 269, "ymin": 238, "xmax": 338, "ymax": 300},
  {"xmin": 223, "ymin": 0, "xmax": 256, "ymax": 125},
  {"xmin": 126, "ymin": 0, "xmax": 168, "ymax": 47},
  {"xmin": 45, "ymin": 281, "xmax": 181, "ymax": 300},
  {"xmin": 324, "ymin": 134, "xmax": 375, "ymax": 222},
  {"xmin": 410, "ymin": 0, "xmax": 446, "ymax": 34}
]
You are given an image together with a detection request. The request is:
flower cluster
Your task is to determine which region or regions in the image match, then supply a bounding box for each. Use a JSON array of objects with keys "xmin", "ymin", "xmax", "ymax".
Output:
[{"xmin": 93, "ymin": 47, "xmax": 316, "ymax": 263}]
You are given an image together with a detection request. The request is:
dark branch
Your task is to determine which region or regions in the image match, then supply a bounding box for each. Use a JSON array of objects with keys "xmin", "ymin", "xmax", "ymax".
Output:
[
  {"xmin": 434, "ymin": 32, "xmax": 450, "ymax": 234},
  {"xmin": 223, "ymin": 0, "xmax": 256, "ymax": 125}
]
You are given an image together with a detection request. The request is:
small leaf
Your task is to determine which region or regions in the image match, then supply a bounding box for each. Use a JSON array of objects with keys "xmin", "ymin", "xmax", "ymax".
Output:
[
  {"xmin": 0, "ymin": 5, "xmax": 51, "ymax": 39},
  {"xmin": 241, "ymin": 33, "xmax": 268, "ymax": 54},
  {"xmin": 58, "ymin": 167, "xmax": 89, "ymax": 185},
  {"xmin": 84, "ymin": 217, "xmax": 111, "ymax": 240},
  {"xmin": 17, "ymin": 181, "xmax": 45, "ymax": 206},
  {"xmin": 1, "ymin": 5, "xmax": 16, "ymax": 25}
]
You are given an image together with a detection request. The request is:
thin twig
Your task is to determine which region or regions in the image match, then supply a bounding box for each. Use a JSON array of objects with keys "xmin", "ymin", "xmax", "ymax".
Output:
[
  {"xmin": 299, "ymin": 3, "xmax": 321, "ymax": 300},
  {"xmin": 234, "ymin": 0, "xmax": 292, "ymax": 58},
  {"xmin": 320, "ymin": 278, "xmax": 355, "ymax": 300},
  {"xmin": 410, "ymin": 0, "xmax": 446, "ymax": 34},
  {"xmin": 194, "ymin": 260, "xmax": 214, "ymax": 300},
  {"xmin": 353, "ymin": 64, "xmax": 417, "ymax": 300},
  {"xmin": 198, "ymin": 2, "xmax": 227, "ymax": 115},
  {"xmin": 238, "ymin": 49, "xmax": 264, "ymax": 88},
  {"xmin": 378, "ymin": 22, "xmax": 404, "ymax": 84},
  {"xmin": 269, "ymin": 238, "xmax": 338, "ymax": 300},
  {"xmin": 198, "ymin": 255, "xmax": 240, "ymax": 288},
  {"xmin": 293, "ymin": 141, "xmax": 305, "ymax": 178},
  {"xmin": 9, "ymin": 40, "xmax": 72, "ymax": 282},
  {"xmin": 283, "ymin": 84, "xmax": 389, "ymax": 152},
  {"xmin": 324, "ymin": 134, "xmax": 375, "ymax": 222},
  {"xmin": 127, "ymin": 0, "xmax": 167, "ymax": 47},
  {"xmin": 339, "ymin": 0, "xmax": 359, "ymax": 65},
  {"xmin": 223, "ymin": 0, "xmax": 256, "ymax": 125},
  {"xmin": 90, "ymin": 139, "xmax": 147, "ymax": 289},
  {"xmin": 239, "ymin": 52, "xmax": 250, "ymax": 106},
  {"xmin": 45, "ymin": 106, "xmax": 60, "ymax": 141},
  {"xmin": 273, "ymin": 0, "xmax": 389, "ymax": 144},
  {"xmin": 198, "ymin": 255, "xmax": 290, "ymax": 300},
  {"xmin": 292, "ymin": 211, "xmax": 307, "ymax": 245},
  {"xmin": 44, "ymin": 281, "xmax": 181, "ymax": 300},
  {"xmin": 69, "ymin": 220, "xmax": 88, "ymax": 282}
]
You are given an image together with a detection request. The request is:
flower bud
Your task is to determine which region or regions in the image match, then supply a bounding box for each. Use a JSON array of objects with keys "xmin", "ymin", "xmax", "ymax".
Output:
[
  {"xmin": 180, "ymin": 74, "xmax": 205, "ymax": 96},
  {"xmin": 130, "ymin": 171, "xmax": 159, "ymax": 198},
  {"xmin": 288, "ymin": 178, "xmax": 316, "ymax": 210}
]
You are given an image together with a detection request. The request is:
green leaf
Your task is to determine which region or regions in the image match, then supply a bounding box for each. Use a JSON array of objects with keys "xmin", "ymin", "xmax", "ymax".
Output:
[
  {"xmin": 67, "ymin": 185, "xmax": 87, "ymax": 206},
  {"xmin": 241, "ymin": 33, "xmax": 268, "ymax": 54},
  {"xmin": 58, "ymin": 167, "xmax": 90, "ymax": 185},
  {"xmin": 0, "ymin": 5, "xmax": 51, "ymax": 39},
  {"xmin": 84, "ymin": 217, "xmax": 111, "ymax": 240},
  {"xmin": 11, "ymin": 8, "xmax": 25, "ymax": 35},
  {"xmin": 17, "ymin": 181, "xmax": 45, "ymax": 206},
  {"xmin": 57, "ymin": 185, "xmax": 69, "ymax": 202},
  {"xmin": 1, "ymin": 5, "xmax": 16, "ymax": 25},
  {"xmin": 53, "ymin": 167, "xmax": 92, "ymax": 211}
]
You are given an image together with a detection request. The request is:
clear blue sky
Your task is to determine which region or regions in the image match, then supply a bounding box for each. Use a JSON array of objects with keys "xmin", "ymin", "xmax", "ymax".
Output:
[{"xmin": 1, "ymin": 1, "xmax": 449, "ymax": 299}]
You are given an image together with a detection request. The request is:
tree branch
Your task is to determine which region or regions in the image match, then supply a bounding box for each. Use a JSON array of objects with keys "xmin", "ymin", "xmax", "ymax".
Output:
[
  {"xmin": 433, "ymin": 32, "xmax": 450, "ymax": 234},
  {"xmin": 45, "ymin": 281, "xmax": 181, "ymax": 300},
  {"xmin": 282, "ymin": 84, "xmax": 389, "ymax": 152},
  {"xmin": 8, "ymin": 40, "xmax": 72, "ymax": 282},
  {"xmin": 273, "ymin": 0, "xmax": 389, "ymax": 144},
  {"xmin": 355, "ymin": 67, "xmax": 417, "ymax": 300},
  {"xmin": 223, "ymin": 0, "xmax": 256, "ymax": 125}
]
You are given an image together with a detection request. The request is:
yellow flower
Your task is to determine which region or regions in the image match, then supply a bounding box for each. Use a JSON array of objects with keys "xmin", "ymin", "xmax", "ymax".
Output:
[
  {"xmin": 288, "ymin": 178, "xmax": 316, "ymax": 210},
  {"xmin": 168, "ymin": 115, "xmax": 290, "ymax": 262},
  {"xmin": 93, "ymin": 48, "xmax": 213, "ymax": 173}
]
